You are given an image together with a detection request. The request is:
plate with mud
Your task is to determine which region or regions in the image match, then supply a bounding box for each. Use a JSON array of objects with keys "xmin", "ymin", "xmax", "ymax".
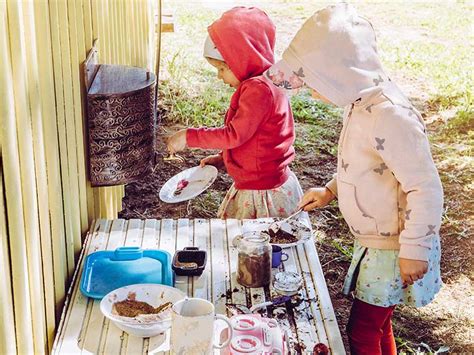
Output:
[
  {"xmin": 159, "ymin": 165, "xmax": 218, "ymax": 203},
  {"xmin": 242, "ymin": 218, "xmax": 313, "ymax": 248}
]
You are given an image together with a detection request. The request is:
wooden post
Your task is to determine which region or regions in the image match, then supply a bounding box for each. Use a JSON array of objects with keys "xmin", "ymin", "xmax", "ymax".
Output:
[{"xmin": 1, "ymin": 2, "xmax": 36, "ymax": 352}]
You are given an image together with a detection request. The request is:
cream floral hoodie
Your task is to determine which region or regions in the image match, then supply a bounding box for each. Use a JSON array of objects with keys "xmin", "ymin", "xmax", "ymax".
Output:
[{"xmin": 279, "ymin": 4, "xmax": 443, "ymax": 261}]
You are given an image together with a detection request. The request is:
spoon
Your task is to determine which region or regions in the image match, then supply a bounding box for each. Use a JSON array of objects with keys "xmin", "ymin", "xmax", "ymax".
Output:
[
  {"xmin": 269, "ymin": 208, "xmax": 304, "ymax": 234},
  {"xmin": 225, "ymin": 295, "xmax": 292, "ymax": 315}
]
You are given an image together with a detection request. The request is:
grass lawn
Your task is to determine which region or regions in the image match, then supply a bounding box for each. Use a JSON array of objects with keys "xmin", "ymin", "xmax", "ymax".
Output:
[{"xmin": 122, "ymin": 1, "xmax": 473, "ymax": 353}]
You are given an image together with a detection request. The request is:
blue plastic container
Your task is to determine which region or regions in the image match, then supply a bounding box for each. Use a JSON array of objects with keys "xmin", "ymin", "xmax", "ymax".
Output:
[{"xmin": 80, "ymin": 246, "xmax": 173, "ymax": 299}]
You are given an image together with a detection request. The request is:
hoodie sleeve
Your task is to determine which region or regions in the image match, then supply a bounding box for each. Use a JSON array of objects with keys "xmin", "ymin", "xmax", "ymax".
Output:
[
  {"xmin": 325, "ymin": 174, "xmax": 338, "ymax": 196},
  {"xmin": 186, "ymin": 81, "xmax": 272, "ymax": 149},
  {"xmin": 372, "ymin": 106, "xmax": 443, "ymax": 261}
]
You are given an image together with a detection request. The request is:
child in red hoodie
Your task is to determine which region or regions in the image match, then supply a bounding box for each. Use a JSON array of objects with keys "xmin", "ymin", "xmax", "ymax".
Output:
[{"xmin": 167, "ymin": 7, "xmax": 304, "ymax": 219}]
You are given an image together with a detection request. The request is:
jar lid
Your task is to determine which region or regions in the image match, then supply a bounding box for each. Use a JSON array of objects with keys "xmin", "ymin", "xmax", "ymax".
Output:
[
  {"xmin": 273, "ymin": 272, "xmax": 303, "ymax": 295},
  {"xmin": 234, "ymin": 231, "xmax": 269, "ymax": 248},
  {"xmin": 243, "ymin": 231, "xmax": 269, "ymax": 242}
]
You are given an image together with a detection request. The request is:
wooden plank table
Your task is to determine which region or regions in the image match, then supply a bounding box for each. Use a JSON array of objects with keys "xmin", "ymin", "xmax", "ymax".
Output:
[{"xmin": 52, "ymin": 219, "xmax": 345, "ymax": 354}]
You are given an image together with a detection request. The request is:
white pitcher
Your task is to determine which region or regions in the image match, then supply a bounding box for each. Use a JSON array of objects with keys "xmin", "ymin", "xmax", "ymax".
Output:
[{"xmin": 170, "ymin": 298, "xmax": 233, "ymax": 354}]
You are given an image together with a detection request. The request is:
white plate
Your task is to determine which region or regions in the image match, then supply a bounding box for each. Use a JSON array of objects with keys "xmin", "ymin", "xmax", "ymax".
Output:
[
  {"xmin": 100, "ymin": 283, "xmax": 186, "ymax": 337},
  {"xmin": 242, "ymin": 218, "xmax": 312, "ymax": 248},
  {"xmin": 159, "ymin": 165, "xmax": 218, "ymax": 203}
]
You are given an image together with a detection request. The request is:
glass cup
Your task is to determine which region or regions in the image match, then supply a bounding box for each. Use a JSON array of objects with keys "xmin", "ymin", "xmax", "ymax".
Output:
[{"xmin": 236, "ymin": 231, "xmax": 272, "ymax": 288}]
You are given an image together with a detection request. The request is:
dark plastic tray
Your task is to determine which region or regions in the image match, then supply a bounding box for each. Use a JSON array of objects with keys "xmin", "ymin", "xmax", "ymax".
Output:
[{"xmin": 172, "ymin": 247, "xmax": 207, "ymax": 276}]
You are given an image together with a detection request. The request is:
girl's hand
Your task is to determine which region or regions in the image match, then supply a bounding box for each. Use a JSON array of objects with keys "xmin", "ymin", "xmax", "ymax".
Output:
[
  {"xmin": 298, "ymin": 187, "xmax": 335, "ymax": 211},
  {"xmin": 399, "ymin": 258, "xmax": 428, "ymax": 286},
  {"xmin": 200, "ymin": 154, "xmax": 224, "ymax": 168},
  {"xmin": 167, "ymin": 129, "xmax": 187, "ymax": 153}
]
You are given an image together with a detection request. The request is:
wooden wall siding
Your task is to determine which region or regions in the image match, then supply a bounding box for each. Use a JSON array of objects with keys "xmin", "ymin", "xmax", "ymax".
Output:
[
  {"xmin": 0, "ymin": 1, "xmax": 160, "ymax": 353},
  {"xmin": 0, "ymin": 164, "xmax": 17, "ymax": 355}
]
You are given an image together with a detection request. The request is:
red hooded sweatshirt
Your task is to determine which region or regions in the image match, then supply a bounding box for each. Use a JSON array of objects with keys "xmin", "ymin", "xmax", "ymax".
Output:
[{"xmin": 186, "ymin": 7, "xmax": 295, "ymax": 190}]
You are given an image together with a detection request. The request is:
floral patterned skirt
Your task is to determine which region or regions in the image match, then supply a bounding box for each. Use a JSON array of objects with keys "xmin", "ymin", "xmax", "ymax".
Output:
[
  {"xmin": 343, "ymin": 238, "xmax": 442, "ymax": 307},
  {"xmin": 217, "ymin": 171, "xmax": 306, "ymax": 219}
]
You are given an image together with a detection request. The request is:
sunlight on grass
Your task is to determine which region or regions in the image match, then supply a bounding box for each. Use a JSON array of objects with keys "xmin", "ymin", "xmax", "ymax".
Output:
[
  {"xmin": 159, "ymin": 5, "xmax": 232, "ymax": 126},
  {"xmin": 291, "ymin": 90, "xmax": 341, "ymax": 124},
  {"xmin": 291, "ymin": 90, "xmax": 342, "ymax": 154},
  {"xmin": 431, "ymin": 113, "xmax": 473, "ymax": 239},
  {"xmin": 159, "ymin": 49, "xmax": 233, "ymax": 126},
  {"xmin": 371, "ymin": 2, "xmax": 473, "ymax": 115}
]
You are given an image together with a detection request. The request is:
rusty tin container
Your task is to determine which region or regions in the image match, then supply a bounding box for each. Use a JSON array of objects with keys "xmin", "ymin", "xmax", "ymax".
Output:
[{"xmin": 86, "ymin": 61, "xmax": 156, "ymax": 186}]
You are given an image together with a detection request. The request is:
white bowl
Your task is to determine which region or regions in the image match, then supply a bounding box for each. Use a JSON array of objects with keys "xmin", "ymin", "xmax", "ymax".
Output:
[{"xmin": 100, "ymin": 283, "xmax": 186, "ymax": 337}]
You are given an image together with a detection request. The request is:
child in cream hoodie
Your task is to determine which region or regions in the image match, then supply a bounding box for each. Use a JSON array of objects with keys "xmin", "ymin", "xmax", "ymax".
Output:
[{"xmin": 266, "ymin": 4, "xmax": 443, "ymax": 354}]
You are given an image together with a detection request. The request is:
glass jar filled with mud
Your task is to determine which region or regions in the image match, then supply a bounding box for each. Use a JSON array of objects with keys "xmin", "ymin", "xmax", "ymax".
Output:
[{"xmin": 237, "ymin": 231, "xmax": 271, "ymax": 288}]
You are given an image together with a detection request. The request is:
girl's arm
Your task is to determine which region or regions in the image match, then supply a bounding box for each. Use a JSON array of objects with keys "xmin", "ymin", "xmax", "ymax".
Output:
[
  {"xmin": 298, "ymin": 187, "xmax": 335, "ymax": 211},
  {"xmin": 186, "ymin": 81, "xmax": 273, "ymax": 150},
  {"xmin": 200, "ymin": 153, "xmax": 224, "ymax": 168},
  {"xmin": 372, "ymin": 106, "xmax": 443, "ymax": 262},
  {"xmin": 325, "ymin": 174, "xmax": 338, "ymax": 196}
]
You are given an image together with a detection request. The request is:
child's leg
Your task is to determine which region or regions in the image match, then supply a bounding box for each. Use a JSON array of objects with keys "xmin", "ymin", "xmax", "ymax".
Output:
[
  {"xmin": 347, "ymin": 298, "xmax": 396, "ymax": 355},
  {"xmin": 381, "ymin": 311, "xmax": 397, "ymax": 354}
]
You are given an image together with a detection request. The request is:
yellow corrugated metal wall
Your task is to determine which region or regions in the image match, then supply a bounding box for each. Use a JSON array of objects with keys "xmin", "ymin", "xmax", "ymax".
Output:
[{"xmin": 0, "ymin": 1, "xmax": 160, "ymax": 353}]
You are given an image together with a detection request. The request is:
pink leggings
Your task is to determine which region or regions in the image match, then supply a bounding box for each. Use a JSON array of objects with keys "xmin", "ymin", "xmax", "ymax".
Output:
[{"xmin": 347, "ymin": 299, "xmax": 397, "ymax": 355}]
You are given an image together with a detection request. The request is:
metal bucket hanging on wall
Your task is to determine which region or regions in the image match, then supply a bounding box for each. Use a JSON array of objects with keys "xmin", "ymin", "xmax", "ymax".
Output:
[{"xmin": 84, "ymin": 40, "xmax": 156, "ymax": 186}]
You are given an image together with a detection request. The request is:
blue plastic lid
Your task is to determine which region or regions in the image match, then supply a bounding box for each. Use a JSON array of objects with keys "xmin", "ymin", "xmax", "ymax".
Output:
[{"xmin": 80, "ymin": 247, "xmax": 173, "ymax": 299}]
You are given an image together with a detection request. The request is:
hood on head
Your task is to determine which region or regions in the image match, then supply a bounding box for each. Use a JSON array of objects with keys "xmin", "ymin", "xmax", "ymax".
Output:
[
  {"xmin": 208, "ymin": 6, "xmax": 276, "ymax": 81},
  {"xmin": 282, "ymin": 3, "xmax": 386, "ymax": 107},
  {"xmin": 204, "ymin": 35, "xmax": 224, "ymax": 61}
]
